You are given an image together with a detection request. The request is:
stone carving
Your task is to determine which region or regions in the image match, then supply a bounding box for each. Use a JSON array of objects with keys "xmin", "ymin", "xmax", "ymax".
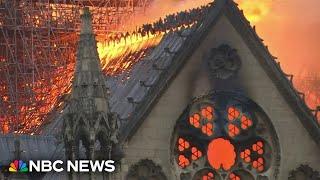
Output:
[
  {"xmin": 62, "ymin": 8, "xmax": 121, "ymax": 180},
  {"xmin": 288, "ymin": 165, "xmax": 320, "ymax": 180},
  {"xmin": 204, "ymin": 44, "xmax": 241, "ymax": 79},
  {"xmin": 126, "ymin": 159, "xmax": 167, "ymax": 180}
]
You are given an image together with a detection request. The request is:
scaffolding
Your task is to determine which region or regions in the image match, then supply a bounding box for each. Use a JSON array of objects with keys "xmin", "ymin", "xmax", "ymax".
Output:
[{"xmin": 0, "ymin": 0, "xmax": 152, "ymax": 134}]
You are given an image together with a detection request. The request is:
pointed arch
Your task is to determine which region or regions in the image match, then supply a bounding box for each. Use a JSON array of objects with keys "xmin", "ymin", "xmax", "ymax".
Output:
[
  {"xmin": 73, "ymin": 113, "xmax": 90, "ymax": 133},
  {"xmin": 94, "ymin": 113, "xmax": 111, "ymax": 145},
  {"xmin": 94, "ymin": 113, "xmax": 110, "ymax": 130}
]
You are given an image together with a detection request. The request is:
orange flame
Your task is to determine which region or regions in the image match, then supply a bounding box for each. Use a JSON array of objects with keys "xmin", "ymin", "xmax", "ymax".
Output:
[
  {"xmin": 1, "ymin": 0, "xmax": 207, "ymax": 134},
  {"xmin": 3, "ymin": 0, "xmax": 317, "ymax": 134},
  {"xmin": 237, "ymin": 0, "xmax": 273, "ymax": 23},
  {"xmin": 97, "ymin": 32, "xmax": 164, "ymax": 75},
  {"xmin": 0, "ymin": 31, "xmax": 165, "ymax": 134}
]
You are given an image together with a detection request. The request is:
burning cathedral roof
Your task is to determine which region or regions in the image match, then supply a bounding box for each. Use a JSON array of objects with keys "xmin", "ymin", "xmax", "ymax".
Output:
[
  {"xmin": 0, "ymin": 0, "xmax": 319, "ymax": 172},
  {"xmin": 1, "ymin": 0, "xmax": 317, "ymax": 136},
  {"xmin": 42, "ymin": 0, "xmax": 319, "ymax": 143},
  {"xmin": 42, "ymin": 2, "xmax": 213, "ymax": 135}
]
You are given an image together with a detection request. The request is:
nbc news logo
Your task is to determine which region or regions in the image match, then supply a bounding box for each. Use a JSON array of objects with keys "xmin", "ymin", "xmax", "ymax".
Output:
[
  {"xmin": 9, "ymin": 160, "xmax": 28, "ymax": 173},
  {"xmin": 1, "ymin": 159, "xmax": 115, "ymax": 173},
  {"xmin": 0, "ymin": 160, "xmax": 28, "ymax": 174}
]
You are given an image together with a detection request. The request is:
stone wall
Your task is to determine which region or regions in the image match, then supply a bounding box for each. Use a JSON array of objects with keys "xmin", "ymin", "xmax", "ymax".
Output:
[{"xmin": 116, "ymin": 15, "xmax": 320, "ymax": 180}]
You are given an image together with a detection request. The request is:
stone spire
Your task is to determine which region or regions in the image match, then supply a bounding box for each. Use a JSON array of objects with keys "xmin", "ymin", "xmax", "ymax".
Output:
[
  {"xmin": 70, "ymin": 7, "xmax": 109, "ymax": 110},
  {"xmin": 80, "ymin": 7, "xmax": 94, "ymax": 35},
  {"xmin": 63, "ymin": 7, "xmax": 119, "ymax": 180}
]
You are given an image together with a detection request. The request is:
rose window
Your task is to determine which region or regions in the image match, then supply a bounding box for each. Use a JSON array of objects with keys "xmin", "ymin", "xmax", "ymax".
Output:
[{"xmin": 172, "ymin": 92, "xmax": 280, "ymax": 180}]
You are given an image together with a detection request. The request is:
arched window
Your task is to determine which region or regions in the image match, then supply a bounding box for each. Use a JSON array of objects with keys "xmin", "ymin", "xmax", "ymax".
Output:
[{"xmin": 172, "ymin": 92, "xmax": 280, "ymax": 180}]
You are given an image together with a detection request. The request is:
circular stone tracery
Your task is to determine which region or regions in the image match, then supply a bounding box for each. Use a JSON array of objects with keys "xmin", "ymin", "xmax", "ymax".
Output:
[{"xmin": 172, "ymin": 92, "xmax": 280, "ymax": 180}]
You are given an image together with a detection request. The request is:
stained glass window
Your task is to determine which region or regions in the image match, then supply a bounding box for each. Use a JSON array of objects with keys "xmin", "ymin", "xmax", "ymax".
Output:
[{"xmin": 173, "ymin": 92, "xmax": 280, "ymax": 180}]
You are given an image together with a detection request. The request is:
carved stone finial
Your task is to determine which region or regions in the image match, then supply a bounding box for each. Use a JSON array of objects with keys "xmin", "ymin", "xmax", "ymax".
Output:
[{"xmin": 80, "ymin": 7, "xmax": 93, "ymax": 34}]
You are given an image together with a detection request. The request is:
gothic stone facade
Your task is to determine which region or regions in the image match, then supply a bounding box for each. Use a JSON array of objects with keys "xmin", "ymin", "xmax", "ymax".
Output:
[
  {"xmin": 116, "ymin": 1, "xmax": 320, "ymax": 180},
  {"xmin": 0, "ymin": 0, "xmax": 319, "ymax": 180}
]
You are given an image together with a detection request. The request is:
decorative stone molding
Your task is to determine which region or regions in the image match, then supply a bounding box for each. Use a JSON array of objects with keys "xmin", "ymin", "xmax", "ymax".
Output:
[
  {"xmin": 288, "ymin": 165, "xmax": 320, "ymax": 180},
  {"xmin": 204, "ymin": 44, "xmax": 241, "ymax": 79},
  {"xmin": 126, "ymin": 159, "xmax": 167, "ymax": 180}
]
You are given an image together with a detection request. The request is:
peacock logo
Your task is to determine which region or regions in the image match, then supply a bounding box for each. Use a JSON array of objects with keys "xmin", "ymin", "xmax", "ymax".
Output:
[{"xmin": 9, "ymin": 160, "xmax": 28, "ymax": 173}]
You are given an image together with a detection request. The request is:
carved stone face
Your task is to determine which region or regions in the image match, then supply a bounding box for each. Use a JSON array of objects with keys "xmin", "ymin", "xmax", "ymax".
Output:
[{"xmin": 205, "ymin": 45, "xmax": 241, "ymax": 79}]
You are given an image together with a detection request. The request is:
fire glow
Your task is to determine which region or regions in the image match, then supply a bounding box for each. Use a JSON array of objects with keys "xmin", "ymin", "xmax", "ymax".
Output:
[
  {"xmin": 0, "ymin": 32, "xmax": 164, "ymax": 134},
  {"xmin": 237, "ymin": 0, "xmax": 272, "ymax": 23},
  {"xmin": 0, "ymin": 0, "xmax": 319, "ymax": 134},
  {"xmin": 97, "ymin": 32, "xmax": 164, "ymax": 75},
  {"xmin": 0, "ymin": 0, "xmax": 210, "ymax": 134}
]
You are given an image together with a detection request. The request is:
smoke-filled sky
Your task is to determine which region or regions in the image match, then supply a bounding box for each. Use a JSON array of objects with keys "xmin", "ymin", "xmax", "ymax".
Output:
[
  {"xmin": 252, "ymin": 0, "xmax": 320, "ymax": 75},
  {"xmin": 141, "ymin": 0, "xmax": 320, "ymax": 76}
]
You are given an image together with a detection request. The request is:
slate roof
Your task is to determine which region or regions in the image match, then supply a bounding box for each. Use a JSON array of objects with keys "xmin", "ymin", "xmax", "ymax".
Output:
[
  {"xmin": 107, "ymin": 29, "xmax": 194, "ymax": 121},
  {"xmin": 41, "ymin": 0, "xmax": 320, "ymax": 145},
  {"xmin": 0, "ymin": 135, "xmax": 60, "ymax": 165}
]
